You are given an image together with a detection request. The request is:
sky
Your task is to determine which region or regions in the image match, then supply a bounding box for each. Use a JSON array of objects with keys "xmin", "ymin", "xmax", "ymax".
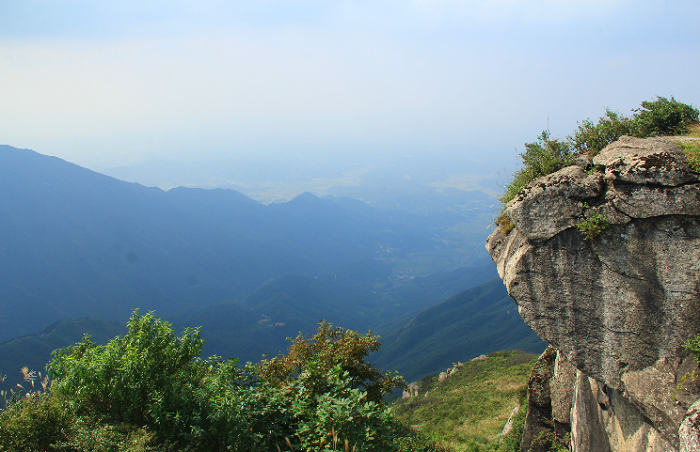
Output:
[{"xmin": 1, "ymin": 0, "xmax": 699, "ymax": 175}]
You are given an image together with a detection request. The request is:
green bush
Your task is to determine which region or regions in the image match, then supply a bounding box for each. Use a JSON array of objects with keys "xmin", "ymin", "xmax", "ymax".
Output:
[
  {"xmin": 500, "ymin": 131, "xmax": 573, "ymax": 206},
  {"xmin": 575, "ymin": 213, "xmax": 609, "ymax": 240},
  {"xmin": 0, "ymin": 392, "xmax": 73, "ymax": 452},
  {"xmin": 570, "ymin": 109, "xmax": 633, "ymax": 155},
  {"xmin": 48, "ymin": 310, "xmax": 210, "ymax": 447},
  {"xmin": 632, "ymin": 97, "xmax": 700, "ymax": 137},
  {"xmin": 55, "ymin": 418, "xmax": 157, "ymax": 452},
  {"xmin": 258, "ymin": 320, "xmax": 406, "ymax": 403},
  {"xmin": 683, "ymin": 335, "xmax": 700, "ymax": 366},
  {"xmin": 254, "ymin": 321, "xmax": 407, "ymax": 451},
  {"xmin": 266, "ymin": 363, "xmax": 397, "ymax": 452},
  {"xmin": 4, "ymin": 311, "xmax": 423, "ymax": 452}
]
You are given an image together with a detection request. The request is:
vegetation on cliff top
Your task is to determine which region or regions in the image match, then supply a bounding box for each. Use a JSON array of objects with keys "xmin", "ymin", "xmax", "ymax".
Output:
[{"xmin": 500, "ymin": 96, "xmax": 700, "ymax": 208}]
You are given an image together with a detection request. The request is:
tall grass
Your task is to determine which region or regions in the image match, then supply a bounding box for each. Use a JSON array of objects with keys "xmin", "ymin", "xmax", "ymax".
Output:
[{"xmin": 392, "ymin": 351, "xmax": 537, "ymax": 452}]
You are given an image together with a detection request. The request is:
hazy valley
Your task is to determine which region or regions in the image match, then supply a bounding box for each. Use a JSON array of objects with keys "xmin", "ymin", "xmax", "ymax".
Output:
[{"xmin": 0, "ymin": 144, "xmax": 543, "ymax": 392}]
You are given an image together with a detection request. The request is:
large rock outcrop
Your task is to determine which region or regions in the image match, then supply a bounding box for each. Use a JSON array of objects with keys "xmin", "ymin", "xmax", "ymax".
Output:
[{"xmin": 488, "ymin": 136, "xmax": 700, "ymax": 451}]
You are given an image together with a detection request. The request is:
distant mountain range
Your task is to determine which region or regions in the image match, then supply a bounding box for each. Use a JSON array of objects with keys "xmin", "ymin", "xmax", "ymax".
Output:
[
  {"xmin": 0, "ymin": 276, "xmax": 546, "ymax": 390},
  {"xmin": 0, "ymin": 145, "xmax": 437, "ymax": 340},
  {"xmin": 0, "ymin": 144, "xmax": 543, "ymax": 387}
]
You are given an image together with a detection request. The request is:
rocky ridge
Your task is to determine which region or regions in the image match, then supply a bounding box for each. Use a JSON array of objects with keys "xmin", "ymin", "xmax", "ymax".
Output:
[{"xmin": 487, "ymin": 136, "xmax": 700, "ymax": 451}]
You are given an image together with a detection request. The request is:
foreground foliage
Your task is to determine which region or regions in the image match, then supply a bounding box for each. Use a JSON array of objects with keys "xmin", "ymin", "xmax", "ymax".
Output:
[
  {"xmin": 0, "ymin": 311, "xmax": 444, "ymax": 452},
  {"xmin": 500, "ymin": 97, "xmax": 700, "ymax": 207}
]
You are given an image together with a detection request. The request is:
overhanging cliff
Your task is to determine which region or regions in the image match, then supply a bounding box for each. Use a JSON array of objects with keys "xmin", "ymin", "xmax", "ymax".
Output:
[{"xmin": 488, "ymin": 136, "xmax": 700, "ymax": 451}]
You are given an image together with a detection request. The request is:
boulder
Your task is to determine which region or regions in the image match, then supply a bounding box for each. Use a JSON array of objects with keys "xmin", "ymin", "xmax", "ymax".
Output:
[{"xmin": 592, "ymin": 136, "xmax": 697, "ymax": 186}]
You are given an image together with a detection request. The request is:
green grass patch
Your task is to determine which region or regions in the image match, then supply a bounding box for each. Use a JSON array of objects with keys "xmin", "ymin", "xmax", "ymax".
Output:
[
  {"xmin": 391, "ymin": 350, "xmax": 538, "ymax": 451},
  {"xmin": 496, "ymin": 213, "xmax": 514, "ymax": 235},
  {"xmin": 686, "ymin": 124, "xmax": 700, "ymax": 138},
  {"xmin": 677, "ymin": 140, "xmax": 700, "ymax": 174}
]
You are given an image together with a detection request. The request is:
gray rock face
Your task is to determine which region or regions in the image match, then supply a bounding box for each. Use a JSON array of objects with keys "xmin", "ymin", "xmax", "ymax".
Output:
[
  {"xmin": 551, "ymin": 351, "xmax": 673, "ymax": 452},
  {"xmin": 680, "ymin": 400, "xmax": 700, "ymax": 452},
  {"xmin": 550, "ymin": 350, "xmax": 577, "ymax": 424},
  {"xmin": 592, "ymin": 136, "xmax": 697, "ymax": 186},
  {"xmin": 571, "ymin": 371, "xmax": 611, "ymax": 452},
  {"xmin": 505, "ymin": 166, "xmax": 604, "ymax": 242},
  {"xmin": 520, "ymin": 347, "xmax": 556, "ymax": 452},
  {"xmin": 602, "ymin": 387, "xmax": 672, "ymax": 452},
  {"xmin": 488, "ymin": 137, "xmax": 700, "ymax": 450}
]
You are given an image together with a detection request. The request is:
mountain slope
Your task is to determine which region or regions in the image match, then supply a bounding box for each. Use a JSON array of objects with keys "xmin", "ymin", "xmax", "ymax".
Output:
[
  {"xmin": 169, "ymin": 263, "xmax": 500, "ymax": 364},
  {"xmin": 392, "ymin": 350, "xmax": 537, "ymax": 451},
  {"xmin": 373, "ymin": 278, "xmax": 546, "ymax": 382}
]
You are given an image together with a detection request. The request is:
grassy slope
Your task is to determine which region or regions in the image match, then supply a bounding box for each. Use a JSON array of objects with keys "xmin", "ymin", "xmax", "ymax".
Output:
[{"xmin": 391, "ymin": 350, "xmax": 538, "ymax": 451}]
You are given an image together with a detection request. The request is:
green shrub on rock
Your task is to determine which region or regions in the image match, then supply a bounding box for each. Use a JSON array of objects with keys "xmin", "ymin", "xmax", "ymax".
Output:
[
  {"xmin": 499, "ymin": 97, "xmax": 699, "ymax": 212},
  {"xmin": 632, "ymin": 96, "xmax": 700, "ymax": 137},
  {"xmin": 499, "ymin": 131, "xmax": 574, "ymax": 206},
  {"xmin": 570, "ymin": 109, "xmax": 633, "ymax": 156},
  {"xmin": 575, "ymin": 213, "xmax": 610, "ymax": 240}
]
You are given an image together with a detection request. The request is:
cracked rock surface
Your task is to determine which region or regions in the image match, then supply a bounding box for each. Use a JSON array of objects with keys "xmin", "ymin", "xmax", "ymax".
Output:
[{"xmin": 488, "ymin": 136, "xmax": 700, "ymax": 450}]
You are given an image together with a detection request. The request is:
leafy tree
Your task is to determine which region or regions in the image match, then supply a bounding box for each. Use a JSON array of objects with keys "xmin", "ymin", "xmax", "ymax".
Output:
[{"xmin": 258, "ymin": 320, "xmax": 406, "ymax": 403}]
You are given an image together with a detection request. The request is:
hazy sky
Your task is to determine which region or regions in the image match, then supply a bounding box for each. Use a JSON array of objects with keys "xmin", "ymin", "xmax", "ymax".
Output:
[{"xmin": 1, "ymin": 0, "xmax": 698, "ymax": 172}]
